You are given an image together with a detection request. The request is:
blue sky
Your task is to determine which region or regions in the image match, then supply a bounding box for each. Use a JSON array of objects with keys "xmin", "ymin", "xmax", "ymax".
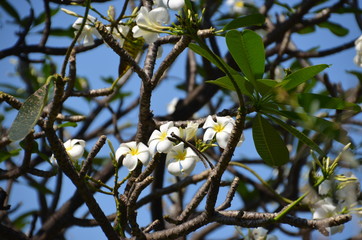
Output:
[{"xmin": 0, "ymin": 0, "xmax": 361, "ymax": 239}]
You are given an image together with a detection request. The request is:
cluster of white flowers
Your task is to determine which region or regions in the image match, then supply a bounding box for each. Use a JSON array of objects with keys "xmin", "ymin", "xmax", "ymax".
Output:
[
  {"xmin": 51, "ymin": 116, "xmax": 244, "ymax": 176},
  {"xmin": 312, "ymin": 172, "xmax": 361, "ymax": 234},
  {"xmin": 354, "ymin": 35, "xmax": 362, "ymax": 67},
  {"xmin": 67, "ymin": 0, "xmax": 185, "ymax": 47}
]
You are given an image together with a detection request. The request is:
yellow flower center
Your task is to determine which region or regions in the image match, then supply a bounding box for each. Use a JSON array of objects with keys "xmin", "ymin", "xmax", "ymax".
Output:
[
  {"xmin": 213, "ymin": 123, "xmax": 225, "ymax": 133},
  {"xmin": 65, "ymin": 146, "xmax": 72, "ymax": 152},
  {"xmin": 130, "ymin": 148, "xmax": 139, "ymax": 156},
  {"xmin": 235, "ymin": 1, "xmax": 244, "ymax": 8},
  {"xmin": 160, "ymin": 131, "xmax": 168, "ymax": 141},
  {"xmin": 175, "ymin": 150, "xmax": 186, "ymax": 161}
]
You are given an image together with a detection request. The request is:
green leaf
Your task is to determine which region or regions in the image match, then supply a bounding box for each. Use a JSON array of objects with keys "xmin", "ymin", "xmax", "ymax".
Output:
[
  {"xmin": 8, "ymin": 78, "xmax": 52, "ymax": 141},
  {"xmin": 207, "ymin": 74, "xmax": 253, "ymax": 96},
  {"xmin": 223, "ymin": 14, "xmax": 265, "ymax": 31},
  {"xmin": 317, "ymin": 21, "xmax": 349, "ymax": 37},
  {"xmin": 266, "ymin": 114, "xmax": 325, "ymax": 156},
  {"xmin": 0, "ymin": 149, "xmax": 21, "ymax": 163},
  {"xmin": 0, "ymin": 0, "xmax": 21, "ymax": 23},
  {"xmin": 277, "ymin": 110, "xmax": 350, "ymax": 145},
  {"xmin": 298, "ymin": 93, "xmax": 361, "ymax": 112},
  {"xmin": 252, "ymin": 114, "xmax": 289, "ymax": 166},
  {"xmin": 40, "ymin": 27, "xmax": 74, "ymax": 38},
  {"xmin": 34, "ymin": 8, "xmax": 60, "ymax": 26},
  {"xmin": 297, "ymin": 25, "xmax": 316, "ymax": 34},
  {"xmin": 188, "ymin": 43, "xmax": 237, "ymax": 75},
  {"xmin": 226, "ymin": 29, "xmax": 265, "ymax": 83},
  {"xmin": 255, "ymin": 79, "xmax": 278, "ymax": 96},
  {"xmin": 57, "ymin": 122, "xmax": 78, "ymax": 128},
  {"xmin": 279, "ymin": 64, "xmax": 329, "ymax": 91}
]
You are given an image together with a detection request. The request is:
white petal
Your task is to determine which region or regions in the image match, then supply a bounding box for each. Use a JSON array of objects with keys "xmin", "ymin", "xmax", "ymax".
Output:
[
  {"xmin": 223, "ymin": 122, "xmax": 234, "ymax": 134},
  {"xmin": 137, "ymin": 142, "xmax": 149, "ymax": 153},
  {"xmin": 216, "ymin": 116, "xmax": 233, "ymax": 127},
  {"xmin": 125, "ymin": 141, "xmax": 137, "ymax": 150},
  {"xmin": 203, "ymin": 115, "xmax": 216, "ymax": 129},
  {"xmin": 160, "ymin": 122, "xmax": 174, "ymax": 133},
  {"xmin": 122, "ymin": 154, "xmax": 138, "ymax": 171},
  {"xmin": 203, "ymin": 128, "xmax": 216, "ymax": 142},
  {"xmin": 149, "ymin": 7, "xmax": 170, "ymax": 25},
  {"xmin": 167, "ymin": 161, "xmax": 183, "ymax": 176},
  {"xmin": 50, "ymin": 154, "xmax": 57, "ymax": 166},
  {"xmin": 237, "ymin": 133, "xmax": 245, "ymax": 146},
  {"xmin": 167, "ymin": 126, "xmax": 180, "ymax": 137},
  {"xmin": 137, "ymin": 151, "xmax": 150, "ymax": 165},
  {"xmin": 162, "ymin": 0, "xmax": 185, "ymax": 10},
  {"xmin": 157, "ymin": 139, "xmax": 173, "ymax": 153},
  {"xmin": 142, "ymin": 31, "xmax": 159, "ymax": 44},
  {"xmin": 216, "ymin": 131, "xmax": 230, "ymax": 149},
  {"xmin": 68, "ymin": 144, "xmax": 84, "ymax": 160},
  {"xmin": 148, "ymin": 139, "xmax": 159, "ymax": 155},
  {"xmin": 115, "ymin": 145, "xmax": 130, "ymax": 160},
  {"xmin": 172, "ymin": 142, "xmax": 185, "ymax": 153},
  {"xmin": 137, "ymin": 151, "xmax": 150, "ymax": 166},
  {"xmin": 148, "ymin": 129, "xmax": 162, "ymax": 143}
]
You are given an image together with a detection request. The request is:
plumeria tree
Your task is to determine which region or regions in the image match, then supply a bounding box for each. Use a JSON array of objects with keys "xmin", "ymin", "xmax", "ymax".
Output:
[{"xmin": 0, "ymin": 0, "xmax": 362, "ymax": 239}]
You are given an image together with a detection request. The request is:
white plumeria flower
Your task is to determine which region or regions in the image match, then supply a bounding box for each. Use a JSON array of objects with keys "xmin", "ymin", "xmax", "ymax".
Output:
[
  {"xmin": 166, "ymin": 142, "xmax": 199, "ymax": 176},
  {"xmin": 335, "ymin": 172, "xmax": 360, "ymax": 208},
  {"xmin": 354, "ymin": 35, "xmax": 362, "ymax": 67},
  {"xmin": 148, "ymin": 122, "xmax": 180, "ymax": 154},
  {"xmin": 353, "ymin": 54, "xmax": 362, "ymax": 67},
  {"xmin": 313, "ymin": 198, "xmax": 344, "ymax": 234},
  {"xmin": 72, "ymin": 15, "xmax": 101, "ymax": 47},
  {"xmin": 179, "ymin": 122, "xmax": 198, "ymax": 141},
  {"xmin": 203, "ymin": 115, "xmax": 244, "ymax": 149},
  {"xmin": 115, "ymin": 141, "xmax": 150, "ymax": 171},
  {"xmin": 106, "ymin": 23, "xmax": 130, "ymax": 47},
  {"xmin": 132, "ymin": 6, "xmax": 170, "ymax": 44},
  {"xmin": 226, "ymin": 0, "xmax": 253, "ymax": 15},
  {"xmin": 355, "ymin": 35, "xmax": 362, "ymax": 52},
  {"xmin": 50, "ymin": 139, "xmax": 86, "ymax": 165}
]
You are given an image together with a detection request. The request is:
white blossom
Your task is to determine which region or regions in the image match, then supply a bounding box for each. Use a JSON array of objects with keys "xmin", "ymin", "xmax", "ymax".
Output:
[
  {"xmin": 226, "ymin": 0, "xmax": 253, "ymax": 15},
  {"xmin": 72, "ymin": 15, "xmax": 101, "ymax": 46},
  {"xmin": 148, "ymin": 122, "xmax": 180, "ymax": 154},
  {"xmin": 354, "ymin": 35, "xmax": 362, "ymax": 67},
  {"xmin": 166, "ymin": 142, "xmax": 199, "ymax": 176},
  {"xmin": 106, "ymin": 23, "xmax": 130, "ymax": 47},
  {"xmin": 115, "ymin": 141, "xmax": 150, "ymax": 171},
  {"xmin": 132, "ymin": 6, "xmax": 170, "ymax": 44},
  {"xmin": 203, "ymin": 115, "xmax": 244, "ymax": 149},
  {"xmin": 179, "ymin": 122, "xmax": 198, "ymax": 141},
  {"xmin": 335, "ymin": 172, "xmax": 360, "ymax": 208},
  {"xmin": 50, "ymin": 139, "xmax": 85, "ymax": 165},
  {"xmin": 312, "ymin": 198, "xmax": 344, "ymax": 234}
]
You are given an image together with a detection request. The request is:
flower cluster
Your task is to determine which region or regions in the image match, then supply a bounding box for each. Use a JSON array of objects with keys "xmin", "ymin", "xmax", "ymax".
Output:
[
  {"xmin": 354, "ymin": 35, "xmax": 362, "ymax": 67},
  {"xmin": 113, "ymin": 115, "xmax": 244, "ymax": 177},
  {"xmin": 312, "ymin": 172, "xmax": 361, "ymax": 234},
  {"xmin": 65, "ymin": 0, "xmax": 185, "ymax": 47}
]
